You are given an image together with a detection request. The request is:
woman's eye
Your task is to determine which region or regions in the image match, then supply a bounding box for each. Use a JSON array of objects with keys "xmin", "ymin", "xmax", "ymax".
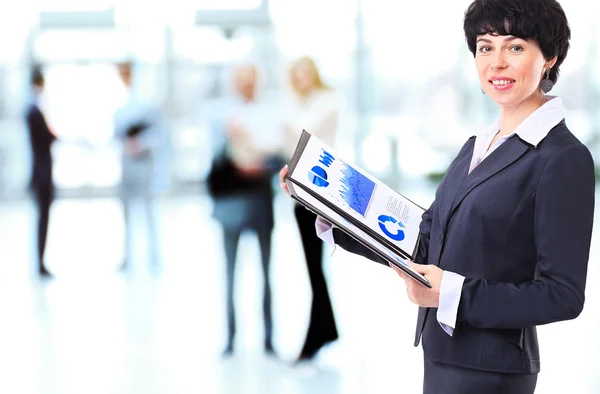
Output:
[
  {"xmin": 478, "ymin": 46, "xmax": 492, "ymax": 53},
  {"xmin": 510, "ymin": 45, "xmax": 523, "ymax": 52}
]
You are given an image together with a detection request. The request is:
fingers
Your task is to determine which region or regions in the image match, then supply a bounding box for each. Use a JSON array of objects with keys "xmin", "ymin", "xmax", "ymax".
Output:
[
  {"xmin": 279, "ymin": 165, "xmax": 290, "ymax": 195},
  {"xmin": 279, "ymin": 165, "xmax": 288, "ymax": 182},
  {"xmin": 389, "ymin": 263, "xmax": 410, "ymax": 281},
  {"xmin": 390, "ymin": 262, "xmax": 435, "ymax": 307},
  {"xmin": 390, "ymin": 263, "xmax": 409, "ymax": 279},
  {"xmin": 390, "ymin": 263, "xmax": 420, "ymax": 305},
  {"xmin": 408, "ymin": 261, "xmax": 432, "ymax": 275}
]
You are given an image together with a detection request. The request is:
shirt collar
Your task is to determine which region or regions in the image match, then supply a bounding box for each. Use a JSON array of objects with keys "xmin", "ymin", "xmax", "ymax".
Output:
[{"xmin": 478, "ymin": 95, "xmax": 566, "ymax": 147}]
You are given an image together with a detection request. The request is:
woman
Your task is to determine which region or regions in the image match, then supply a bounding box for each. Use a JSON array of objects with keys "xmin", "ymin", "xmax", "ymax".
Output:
[
  {"xmin": 280, "ymin": 0, "xmax": 594, "ymax": 392},
  {"xmin": 114, "ymin": 62, "xmax": 169, "ymax": 273},
  {"xmin": 284, "ymin": 56, "xmax": 340, "ymax": 362}
]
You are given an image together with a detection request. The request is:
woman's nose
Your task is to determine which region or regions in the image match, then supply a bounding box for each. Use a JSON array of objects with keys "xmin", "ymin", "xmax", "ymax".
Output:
[{"xmin": 490, "ymin": 52, "xmax": 508, "ymax": 70}]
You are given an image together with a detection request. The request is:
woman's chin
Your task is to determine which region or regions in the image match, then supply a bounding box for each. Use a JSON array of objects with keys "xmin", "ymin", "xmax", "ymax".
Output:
[{"xmin": 488, "ymin": 92, "xmax": 519, "ymax": 107}]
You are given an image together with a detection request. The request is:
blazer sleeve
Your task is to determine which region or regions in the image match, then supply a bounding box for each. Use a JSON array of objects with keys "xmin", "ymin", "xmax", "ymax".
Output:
[
  {"xmin": 457, "ymin": 143, "xmax": 595, "ymax": 329},
  {"xmin": 332, "ymin": 228, "xmax": 388, "ymax": 266},
  {"xmin": 414, "ymin": 200, "xmax": 434, "ymax": 265}
]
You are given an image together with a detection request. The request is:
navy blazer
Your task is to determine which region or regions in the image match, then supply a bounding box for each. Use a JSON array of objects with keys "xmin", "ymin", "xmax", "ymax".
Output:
[
  {"xmin": 25, "ymin": 103, "xmax": 56, "ymax": 191},
  {"xmin": 333, "ymin": 120, "xmax": 595, "ymax": 373}
]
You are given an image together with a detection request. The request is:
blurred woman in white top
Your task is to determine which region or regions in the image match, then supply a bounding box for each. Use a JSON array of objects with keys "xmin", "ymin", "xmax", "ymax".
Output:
[
  {"xmin": 284, "ymin": 56, "xmax": 340, "ymax": 362},
  {"xmin": 284, "ymin": 57, "xmax": 338, "ymax": 159}
]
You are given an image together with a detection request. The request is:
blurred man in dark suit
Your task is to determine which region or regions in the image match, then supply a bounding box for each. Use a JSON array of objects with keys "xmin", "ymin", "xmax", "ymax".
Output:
[{"xmin": 25, "ymin": 66, "xmax": 56, "ymax": 278}]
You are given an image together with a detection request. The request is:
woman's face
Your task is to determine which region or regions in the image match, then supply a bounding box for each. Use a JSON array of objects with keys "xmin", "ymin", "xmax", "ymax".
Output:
[
  {"xmin": 476, "ymin": 34, "xmax": 550, "ymax": 108},
  {"xmin": 291, "ymin": 63, "xmax": 316, "ymax": 96}
]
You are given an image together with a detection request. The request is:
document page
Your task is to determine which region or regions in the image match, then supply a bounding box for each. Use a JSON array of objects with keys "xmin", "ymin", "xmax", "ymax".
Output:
[{"xmin": 289, "ymin": 133, "xmax": 424, "ymax": 258}]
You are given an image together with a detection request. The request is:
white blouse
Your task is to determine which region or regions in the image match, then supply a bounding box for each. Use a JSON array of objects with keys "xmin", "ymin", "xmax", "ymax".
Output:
[{"xmin": 283, "ymin": 89, "xmax": 339, "ymax": 160}]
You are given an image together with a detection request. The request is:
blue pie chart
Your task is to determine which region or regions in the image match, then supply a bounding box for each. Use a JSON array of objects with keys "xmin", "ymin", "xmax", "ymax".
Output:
[
  {"xmin": 309, "ymin": 166, "xmax": 329, "ymax": 187},
  {"xmin": 378, "ymin": 215, "xmax": 406, "ymax": 241}
]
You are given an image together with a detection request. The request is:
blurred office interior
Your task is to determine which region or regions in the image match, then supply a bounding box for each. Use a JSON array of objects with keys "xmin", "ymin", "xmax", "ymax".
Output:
[{"xmin": 0, "ymin": 0, "xmax": 600, "ymax": 393}]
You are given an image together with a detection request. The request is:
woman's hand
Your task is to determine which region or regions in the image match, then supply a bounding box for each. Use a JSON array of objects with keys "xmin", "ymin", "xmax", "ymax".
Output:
[
  {"xmin": 390, "ymin": 261, "xmax": 443, "ymax": 308},
  {"xmin": 237, "ymin": 163, "xmax": 265, "ymax": 178},
  {"xmin": 279, "ymin": 165, "xmax": 290, "ymax": 195}
]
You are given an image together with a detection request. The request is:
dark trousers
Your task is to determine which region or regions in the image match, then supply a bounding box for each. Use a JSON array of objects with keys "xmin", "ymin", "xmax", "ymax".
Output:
[
  {"xmin": 294, "ymin": 205, "xmax": 338, "ymax": 359},
  {"xmin": 423, "ymin": 356, "xmax": 538, "ymax": 394},
  {"xmin": 33, "ymin": 185, "xmax": 53, "ymax": 271},
  {"xmin": 223, "ymin": 225, "xmax": 273, "ymax": 348}
]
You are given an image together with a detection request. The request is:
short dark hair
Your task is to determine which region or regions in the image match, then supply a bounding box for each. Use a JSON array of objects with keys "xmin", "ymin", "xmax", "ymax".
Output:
[
  {"xmin": 31, "ymin": 66, "xmax": 44, "ymax": 87},
  {"xmin": 463, "ymin": 0, "xmax": 570, "ymax": 84}
]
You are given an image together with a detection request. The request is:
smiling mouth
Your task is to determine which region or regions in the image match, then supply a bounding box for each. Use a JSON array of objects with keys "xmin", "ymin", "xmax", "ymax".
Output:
[{"xmin": 489, "ymin": 79, "xmax": 516, "ymax": 86}]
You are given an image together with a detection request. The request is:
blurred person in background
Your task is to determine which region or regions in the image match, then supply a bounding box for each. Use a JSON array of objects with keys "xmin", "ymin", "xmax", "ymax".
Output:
[
  {"xmin": 281, "ymin": 0, "xmax": 594, "ymax": 392},
  {"xmin": 207, "ymin": 62, "xmax": 283, "ymax": 358},
  {"xmin": 114, "ymin": 61, "xmax": 169, "ymax": 274},
  {"xmin": 283, "ymin": 56, "xmax": 340, "ymax": 363},
  {"xmin": 25, "ymin": 66, "xmax": 56, "ymax": 278}
]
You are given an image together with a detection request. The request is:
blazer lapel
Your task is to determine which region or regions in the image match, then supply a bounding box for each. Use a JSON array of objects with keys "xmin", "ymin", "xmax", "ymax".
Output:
[
  {"xmin": 437, "ymin": 143, "xmax": 473, "ymax": 231},
  {"xmin": 448, "ymin": 136, "xmax": 530, "ymax": 219}
]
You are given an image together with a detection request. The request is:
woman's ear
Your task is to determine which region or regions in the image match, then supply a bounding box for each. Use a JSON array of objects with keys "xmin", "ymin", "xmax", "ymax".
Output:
[{"xmin": 547, "ymin": 56, "xmax": 558, "ymax": 69}]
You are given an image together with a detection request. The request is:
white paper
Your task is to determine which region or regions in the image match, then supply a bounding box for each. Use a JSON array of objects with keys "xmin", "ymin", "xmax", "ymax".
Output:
[{"xmin": 290, "ymin": 133, "xmax": 424, "ymax": 258}]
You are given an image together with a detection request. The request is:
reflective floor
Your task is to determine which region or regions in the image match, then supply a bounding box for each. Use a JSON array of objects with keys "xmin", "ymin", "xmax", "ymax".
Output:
[{"xmin": 0, "ymin": 189, "xmax": 599, "ymax": 394}]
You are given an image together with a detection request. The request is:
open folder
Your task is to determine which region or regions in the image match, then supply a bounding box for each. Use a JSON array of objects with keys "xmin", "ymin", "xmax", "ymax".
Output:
[{"xmin": 284, "ymin": 130, "xmax": 431, "ymax": 288}]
